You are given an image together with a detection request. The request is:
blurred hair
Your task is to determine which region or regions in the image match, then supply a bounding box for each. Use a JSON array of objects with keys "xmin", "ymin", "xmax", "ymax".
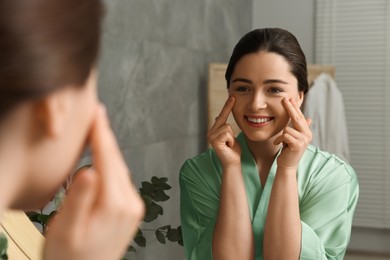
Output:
[
  {"xmin": 225, "ymin": 28, "xmax": 308, "ymax": 94},
  {"xmin": 0, "ymin": 0, "xmax": 104, "ymax": 119}
]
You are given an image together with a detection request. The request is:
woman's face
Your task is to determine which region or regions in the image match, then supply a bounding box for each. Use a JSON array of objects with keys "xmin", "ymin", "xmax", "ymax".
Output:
[
  {"xmin": 13, "ymin": 70, "xmax": 99, "ymax": 210},
  {"xmin": 228, "ymin": 51, "xmax": 304, "ymax": 143}
]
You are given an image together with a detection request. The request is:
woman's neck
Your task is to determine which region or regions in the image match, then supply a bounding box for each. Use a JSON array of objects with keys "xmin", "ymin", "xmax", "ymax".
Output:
[{"xmin": 245, "ymin": 134, "xmax": 282, "ymax": 167}]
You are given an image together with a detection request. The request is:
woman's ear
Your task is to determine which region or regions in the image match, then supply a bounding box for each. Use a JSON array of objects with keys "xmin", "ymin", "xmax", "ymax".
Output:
[{"xmin": 33, "ymin": 90, "xmax": 70, "ymax": 139}]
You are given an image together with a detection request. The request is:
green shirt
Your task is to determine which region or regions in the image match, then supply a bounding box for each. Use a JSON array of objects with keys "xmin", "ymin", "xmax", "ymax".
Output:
[
  {"xmin": 0, "ymin": 232, "xmax": 8, "ymax": 260},
  {"xmin": 180, "ymin": 133, "xmax": 359, "ymax": 260}
]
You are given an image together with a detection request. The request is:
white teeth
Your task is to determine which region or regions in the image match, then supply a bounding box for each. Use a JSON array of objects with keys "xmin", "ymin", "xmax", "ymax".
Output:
[{"xmin": 247, "ymin": 117, "xmax": 271, "ymax": 123}]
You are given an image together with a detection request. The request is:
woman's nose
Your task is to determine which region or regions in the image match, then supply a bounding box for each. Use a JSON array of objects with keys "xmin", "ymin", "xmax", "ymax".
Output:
[{"xmin": 249, "ymin": 92, "xmax": 267, "ymax": 111}]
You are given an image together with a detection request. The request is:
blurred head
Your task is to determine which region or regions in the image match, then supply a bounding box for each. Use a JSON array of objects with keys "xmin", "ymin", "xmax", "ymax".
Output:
[
  {"xmin": 0, "ymin": 0, "xmax": 104, "ymax": 209},
  {"xmin": 225, "ymin": 28, "xmax": 308, "ymax": 142}
]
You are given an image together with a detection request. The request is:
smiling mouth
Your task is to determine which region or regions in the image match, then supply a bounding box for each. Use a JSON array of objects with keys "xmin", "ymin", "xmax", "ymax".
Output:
[{"xmin": 246, "ymin": 116, "xmax": 274, "ymax": 124}]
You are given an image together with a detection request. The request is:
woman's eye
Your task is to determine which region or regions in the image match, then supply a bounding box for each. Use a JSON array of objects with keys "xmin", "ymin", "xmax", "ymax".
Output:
[
  {"xmin": 269, "ymin": 87, "xmax": 283, "ymax": 93},
  {"xmin": 235, "ymin": 86, "xmax": 250, "ymax": 92}
]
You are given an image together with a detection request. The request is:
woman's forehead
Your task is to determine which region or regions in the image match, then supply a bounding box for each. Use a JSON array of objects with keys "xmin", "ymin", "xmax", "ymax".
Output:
[{"xmin": 231, "ymin": 52, "xmax": 296, "ymax": 84}]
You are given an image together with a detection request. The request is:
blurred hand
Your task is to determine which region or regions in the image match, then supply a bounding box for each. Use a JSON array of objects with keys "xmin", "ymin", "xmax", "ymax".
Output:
[
  {"xmin": 44, "ymin": 104, "xmax": 145, "ymax": 260},
  {"xmin": 207, "ymin": 96, "xmax": 241, "ymax": 169}
]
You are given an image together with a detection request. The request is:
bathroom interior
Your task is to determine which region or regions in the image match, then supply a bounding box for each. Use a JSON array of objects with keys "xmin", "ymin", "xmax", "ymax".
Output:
[
  {"xmin": 95, "ymin": 0, "xmax": 390, "ymax": 260},
  {"xmin": 2, "ymin": 0, "xmax": 390, "ymax": 259},
  {"xmin": 92, "ymin": 0, "xmax": 390, "ymax": 259}
]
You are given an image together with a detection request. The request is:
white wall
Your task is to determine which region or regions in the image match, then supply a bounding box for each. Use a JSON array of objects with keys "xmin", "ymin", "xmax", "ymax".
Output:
[{"xmin": 252, "ymin": 0, "xmax": 315, "ymax": 63}]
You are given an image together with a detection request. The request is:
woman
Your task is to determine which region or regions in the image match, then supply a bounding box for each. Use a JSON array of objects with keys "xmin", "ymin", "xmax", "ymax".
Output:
[
  {"xmin": 180, "ymin": 28, "xmax": 359, "ymax": 260},
  {"xmin": 0, "ymin": 0, "xmax": 144, "ymax": 259}
]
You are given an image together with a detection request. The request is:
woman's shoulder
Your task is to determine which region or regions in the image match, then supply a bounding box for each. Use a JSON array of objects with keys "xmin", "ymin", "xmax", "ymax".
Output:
[
  {"xmin": 180, "ymin": 148, "xmax": 218, "ymax": 172},
  {"xmin": 179, "ymin": 148, "xmax": 221, "ymax": 183},
  {"xmin": 301, "ymin": 144, "xmax": 357, "ymax": 184}
]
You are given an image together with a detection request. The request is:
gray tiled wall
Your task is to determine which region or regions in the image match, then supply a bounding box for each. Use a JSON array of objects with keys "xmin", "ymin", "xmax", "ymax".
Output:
[{"xmin": 97, "ymin": 0, "xmax": 252, "ymax": 259}]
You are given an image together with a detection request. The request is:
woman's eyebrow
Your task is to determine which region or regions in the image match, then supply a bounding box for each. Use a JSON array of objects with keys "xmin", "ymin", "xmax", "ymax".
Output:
[
  {"xmin": 231, "ymin": 78, "xmax": 289, "ymax": 85},
  {"xmin": 231, "ymin": 78, "xmax": 253, "ymax": 84},
  {"xmin": 263, "ymin": 79, "xmax": 288, "ymax": 85}
]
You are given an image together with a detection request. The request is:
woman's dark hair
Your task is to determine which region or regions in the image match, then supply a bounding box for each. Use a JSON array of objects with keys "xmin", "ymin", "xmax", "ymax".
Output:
[
  {"xmin": 225, "ymin": 28, "xmax": 308, "ymax": 94},
  {"xmin": 0, "ymin": 0, "xmax": 104, "ymax": 119}
]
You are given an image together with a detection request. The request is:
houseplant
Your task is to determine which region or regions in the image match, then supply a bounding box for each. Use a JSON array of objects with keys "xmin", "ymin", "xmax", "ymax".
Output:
[{"xmin": 26, "ymin": 166, "xmax": 183, "ymax": 259}]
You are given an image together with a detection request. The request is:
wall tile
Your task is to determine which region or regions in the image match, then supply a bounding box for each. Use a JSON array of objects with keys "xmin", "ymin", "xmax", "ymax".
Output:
[{"xmin": 204, "ymin": 0, "xmax": 252, "ymax": 54}]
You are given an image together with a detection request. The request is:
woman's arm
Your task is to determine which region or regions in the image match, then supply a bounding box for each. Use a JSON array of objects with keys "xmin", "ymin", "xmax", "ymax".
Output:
[
  {"xmin": 208, "ymin": 97, "xmax": 254, "ymax": 260},
  {"xmin": 212, "ymin": 164, "xmax": 254, "ymax": 260},
  {"xmin": 264, "ymin": 98, "xmax": 312, "ymax": 260},
  {"xmin": 263, "ymin": 166, "xmax": 301, "ymax": 260}
]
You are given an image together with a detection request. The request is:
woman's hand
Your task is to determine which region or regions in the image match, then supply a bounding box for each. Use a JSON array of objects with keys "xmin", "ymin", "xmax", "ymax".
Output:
[
  {"xmin": 207, "ymin": 96, "xmax": 241, "ymax": 168},
  {"xmin": 43, "ymin": 105, "xmax": 145, "ymax": 260},
  {"xmin": 274, "ymin": 98, "xmax": 312, "ymax": 170}
]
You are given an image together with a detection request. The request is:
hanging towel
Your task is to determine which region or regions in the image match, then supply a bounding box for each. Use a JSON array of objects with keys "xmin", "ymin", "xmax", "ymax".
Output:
[{"xmin": 303, "ymin": 73, "xmax": 350, "ymax": 162}]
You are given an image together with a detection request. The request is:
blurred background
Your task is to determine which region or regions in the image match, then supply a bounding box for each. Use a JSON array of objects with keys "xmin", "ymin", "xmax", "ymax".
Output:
[{"xmin": 90, "ymin": 0, "xmax": 390, "ymax": 259}]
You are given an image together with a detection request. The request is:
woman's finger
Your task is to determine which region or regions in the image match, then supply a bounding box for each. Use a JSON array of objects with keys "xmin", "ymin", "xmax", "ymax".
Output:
[
  {"xmin": 274, "ymin": 126, "xmax": 309, "ymax": 144},
  {"xmin": 89, "ymin": 104, "xmax": 130, "ymax": 190},
  {"xmin": 208, "ymin": 124, "xmax": 234, "ymax": 146},
  {"xmin": 209, "ymin": 96, "xmax": 235, "ymax": 131},
  {"xmin": 306, "ymin": 118, "xmax": 312, "ymax": 127},
  {"xmin": 48, "ymin": 168, "xmax": 98, "ymax": 239},
  {"xmin": 282, "ymin": 98, "xmax": 309, "ymax": 132},
  {"xmin": 283, "ymin": 126, "xmax": 311, "ymax": 143},
  {"xmin": 225, "ymin": 130, "xmax": 236, "ymax": 149},
  {"xmin": 213, "ymin": 130, "xmax": 235, "ymax": 149}
]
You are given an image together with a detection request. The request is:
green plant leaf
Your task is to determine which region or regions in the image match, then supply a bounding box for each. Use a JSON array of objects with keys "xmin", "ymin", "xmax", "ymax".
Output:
[
  {"xmin": 26, "ymin": 211, "xmax": 56, "ymax": 227},
  {"xmin": 151, "ymin": 176, "xmax": 168, "ymax": 184},
  {"xmin": 130, "ymin": 176, "xmax": 181, "ymax": 251},
  {"xmin": 134, "ymin": 235, "xmax": 146, "ymax": 247},
  {"xmin": 127, "ymin": 245, "xmax": 136, "ymax": 252},
  {"xmin": 177, "ymin": 226, "xmax": 184, "ymax": 246},
  {"xmin": 158, "ymin": 182, "xmax": 172, "ymax": 190},
  {"xmin": 155, "ymin": 230, "xmax": 166, "ymax": 244},
  {"xmin": 167, "ymin": 227, "xmax": 182, "ymax": 242},
  {"xmin": 0, "ymin": 233, "xmax": 8, "ymax": 259},
  {"xmin": 135, "ymin": 228, "xmax": 143, "ymax": 237},
  {"xmin": 152, "ymin": 176, "xmax": 171, "ymax": 190},
  {"xmin": 151, "ymin": 176, "xmax": 159, "ymax": 185},
  {"xmin": 157, "ymin": 225, "xmax": 171, "ymax": 231},
  {"xmin": 158, "ymin": 180, "xmax": 171, "ymax": 190},
  {"xmin": 143, "ymin": 202, "xmax": 163, "ymax": 222},
  {"xmin": 37, "ymin": 213, "xmax": 53, "ymax": 225},
  {"xmin": 26, "ymin": 212, "xmax": 41, "ymax": 224},
  {"xmin": 133, "ymin": 229, "xmax": 145, "ymax": 247},
  {"xmin": 140, "ymin": 181, "xmax": 155, "ymax": 196},
  {"xmin": 153, "ymin": 190, "xmax": 170, "ymax": 202},
  {"xmin": 141, "ymin": 195, "xmax": 153, "ymax": 206}
]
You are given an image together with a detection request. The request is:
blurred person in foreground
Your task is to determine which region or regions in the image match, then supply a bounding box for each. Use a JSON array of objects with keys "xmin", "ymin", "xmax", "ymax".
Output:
[{"xmin": 0, "ymin": 0, "xmax": 144, "ymax": 259}]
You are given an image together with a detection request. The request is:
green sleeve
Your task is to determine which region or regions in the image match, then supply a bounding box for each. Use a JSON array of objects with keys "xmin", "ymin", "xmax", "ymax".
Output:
[
  {"xmin": 0, "ymin": 232, "xmax": 8, "ymax": 260},
  {"xmin": 179, "ymin": 159, "xmax": 220, "ymax": 260},
  {"xmin": 299, "ymin": 162, "xmax": 359, "ymax": 260}
]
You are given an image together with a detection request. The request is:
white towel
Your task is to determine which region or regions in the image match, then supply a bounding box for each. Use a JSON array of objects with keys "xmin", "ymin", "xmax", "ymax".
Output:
[{"xmin": 303, "ymin": 73, "xmax": 350, "ymax": 162}]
